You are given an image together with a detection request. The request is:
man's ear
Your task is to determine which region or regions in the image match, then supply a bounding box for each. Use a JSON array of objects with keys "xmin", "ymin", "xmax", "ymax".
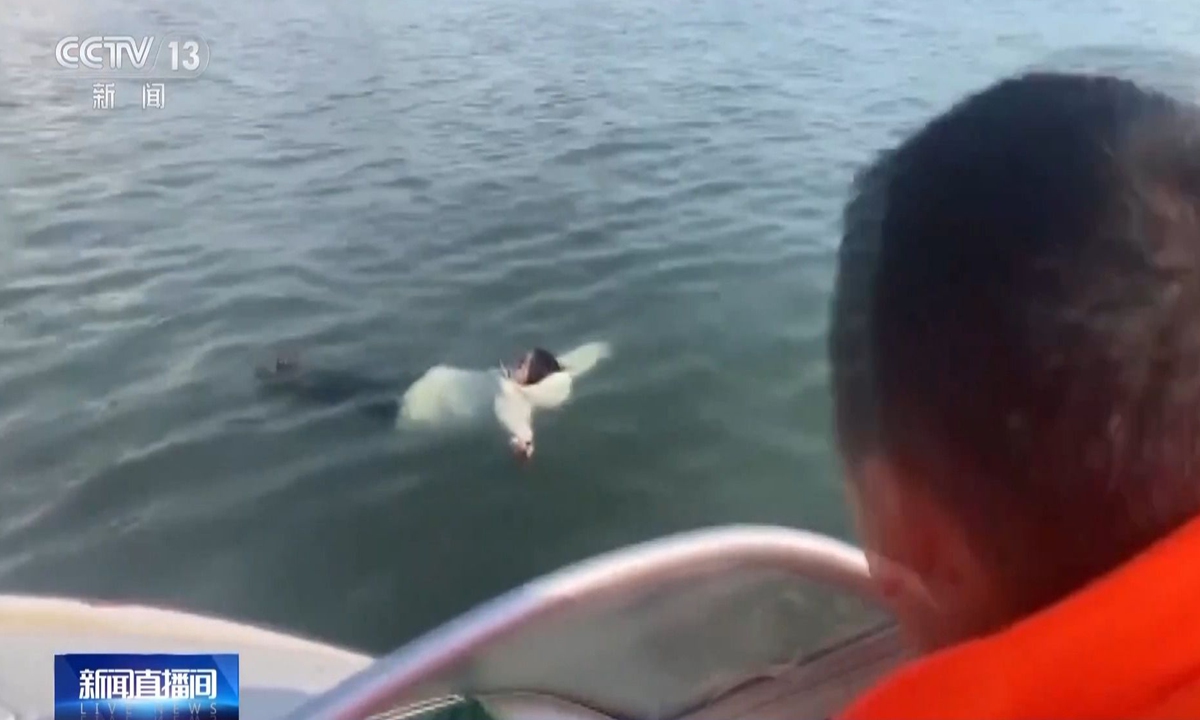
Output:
[
  {"xmin": 855, "ymin": 457, "xmax": 972, "ymax": 577},
  {"xmin": 850, "ymin": 457, "xmax": 989, "ymax": 650}
]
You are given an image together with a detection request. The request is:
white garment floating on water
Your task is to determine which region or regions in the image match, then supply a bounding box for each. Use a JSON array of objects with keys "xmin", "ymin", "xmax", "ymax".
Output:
[{"xmin": 395, "ymin": 340, "xmax": 611, "ymax": 451}]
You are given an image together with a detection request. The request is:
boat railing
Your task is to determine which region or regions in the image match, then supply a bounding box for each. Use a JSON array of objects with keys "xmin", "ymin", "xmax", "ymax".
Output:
[{"xmin": 281, "ymin": 525, "xmax": 901, "ymax": 720}]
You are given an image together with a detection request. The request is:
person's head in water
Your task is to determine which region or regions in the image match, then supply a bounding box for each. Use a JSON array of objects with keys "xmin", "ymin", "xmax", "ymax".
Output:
[
  {"xmin": 512, "ymin": 347, "xmax": 562, "ymax": 385},
  {"xmin": 830, "ymin": 72, "xmax": 1200, "ymax": 652}
]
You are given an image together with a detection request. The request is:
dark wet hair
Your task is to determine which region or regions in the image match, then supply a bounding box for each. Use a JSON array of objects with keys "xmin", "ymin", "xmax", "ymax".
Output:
[
  {"xmin": 525, "ymin": 347, "xmax": 563, "ymax": 384},
  {"xmin": 830, "ymin": 72, "xmax": 1200, "ymax": 614}
]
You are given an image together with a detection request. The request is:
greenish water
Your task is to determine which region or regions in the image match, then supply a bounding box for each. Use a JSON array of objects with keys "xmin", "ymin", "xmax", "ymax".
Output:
[{"xmin": 0, "ymin": 0, "xmax": 1195, "ymax": 655}]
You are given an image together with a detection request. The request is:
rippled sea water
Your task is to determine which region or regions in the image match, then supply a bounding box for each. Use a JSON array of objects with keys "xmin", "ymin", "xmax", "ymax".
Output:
[{"xmin": 0, "ymin": 0, "xmax": 1196, "ymax": 652}]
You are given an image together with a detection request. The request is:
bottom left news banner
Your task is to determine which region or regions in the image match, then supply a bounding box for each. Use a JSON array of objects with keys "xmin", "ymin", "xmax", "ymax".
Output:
[{"xmin": 54, "ymin": 653, "xmax": 239, "ymax": 719}]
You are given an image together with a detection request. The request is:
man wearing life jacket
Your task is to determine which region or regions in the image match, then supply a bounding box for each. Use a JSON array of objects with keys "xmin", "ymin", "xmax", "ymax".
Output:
[{"xmin": 829, "ymin": 70, "xmax": 1200, "ymax": 719}]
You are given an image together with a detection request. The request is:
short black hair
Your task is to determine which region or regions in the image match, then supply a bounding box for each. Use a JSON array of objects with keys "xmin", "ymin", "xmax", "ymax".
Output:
[
  {"xmin": 830, "ymin": 71, "xmax": 1200, "ymax": 613},
  {"xmin": 526, "ymin": 347, "xmax": 562, "ymax": 385}
]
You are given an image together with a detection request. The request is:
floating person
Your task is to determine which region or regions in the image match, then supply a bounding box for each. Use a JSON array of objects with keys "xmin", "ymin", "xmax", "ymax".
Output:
[{"xmin": 254, "ymin": 341, "xmax": 611, "ymax": 462}]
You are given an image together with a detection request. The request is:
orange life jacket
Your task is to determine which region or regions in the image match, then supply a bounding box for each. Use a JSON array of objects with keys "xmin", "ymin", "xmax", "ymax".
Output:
[{"xmin": 840, "ymin": 514, "xmax": 1200, "ymax": 720}]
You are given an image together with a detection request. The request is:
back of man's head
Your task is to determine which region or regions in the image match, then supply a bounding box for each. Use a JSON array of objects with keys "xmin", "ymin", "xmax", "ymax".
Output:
[{"xmin": 831, "ymin": 72, "xmax": 1200, "ymax": 633}]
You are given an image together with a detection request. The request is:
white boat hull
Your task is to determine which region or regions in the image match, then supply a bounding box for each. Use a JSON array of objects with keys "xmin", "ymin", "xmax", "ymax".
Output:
[{"xmin": 0, "ymin": 594, "xmax": 371, "ymax": 720}]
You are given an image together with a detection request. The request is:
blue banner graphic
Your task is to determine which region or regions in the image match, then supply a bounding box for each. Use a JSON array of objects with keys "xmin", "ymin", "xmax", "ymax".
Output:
[{"xmin": 55, "ymin": 653, "xmax": 239, "ymax": 719}]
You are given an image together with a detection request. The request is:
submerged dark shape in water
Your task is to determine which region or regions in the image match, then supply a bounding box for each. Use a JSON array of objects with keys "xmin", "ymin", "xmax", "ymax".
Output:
[{"xmin": 254, "ymin": 354, "xmax": 402, "ymax": 424}]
